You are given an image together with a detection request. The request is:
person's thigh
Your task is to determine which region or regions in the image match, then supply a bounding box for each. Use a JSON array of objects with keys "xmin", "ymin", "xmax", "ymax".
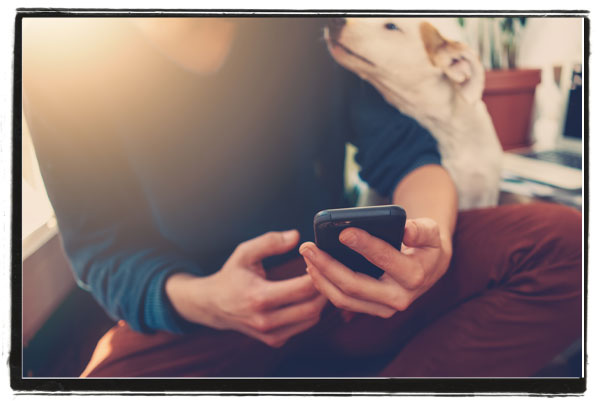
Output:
[{"xmin": 319, "ymin": 202, "xmax": 582, "ymax": 376}]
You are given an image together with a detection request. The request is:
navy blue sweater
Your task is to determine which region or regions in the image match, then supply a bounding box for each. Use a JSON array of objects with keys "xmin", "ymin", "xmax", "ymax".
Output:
[{"xmin": 23, "ymin": 18, "xmax": 441, "ymax": 334}]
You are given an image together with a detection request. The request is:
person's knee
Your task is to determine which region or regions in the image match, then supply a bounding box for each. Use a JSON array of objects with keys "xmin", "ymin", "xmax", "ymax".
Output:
[
  {"xmin": 519, "ymin": 203, "xmax": 582, "ymax": 294},
  {"xmin": 519, "ymin": 203, "xmax": 582, "ymax": 256}
]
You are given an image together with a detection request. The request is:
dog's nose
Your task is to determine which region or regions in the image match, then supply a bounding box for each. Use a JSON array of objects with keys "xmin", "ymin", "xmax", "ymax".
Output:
[{"xmin": 327, "ymin": 18, "xmax": 346, "ymax": 42}]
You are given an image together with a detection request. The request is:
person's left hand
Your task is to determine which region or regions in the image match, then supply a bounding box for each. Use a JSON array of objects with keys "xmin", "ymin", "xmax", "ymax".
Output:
[{"xmin": 299, "ymin": 218, "xmax": 452, "ymax": 318}]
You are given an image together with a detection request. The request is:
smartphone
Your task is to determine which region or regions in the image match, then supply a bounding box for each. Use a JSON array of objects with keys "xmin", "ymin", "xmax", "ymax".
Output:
[{"xmin": 313, "ymin": 205, "xmax": 406, "ymax": 278}]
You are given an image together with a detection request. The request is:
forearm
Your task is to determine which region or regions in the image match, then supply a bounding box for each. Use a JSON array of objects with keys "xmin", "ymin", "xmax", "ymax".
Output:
[{"xmin": 392, "ymin": 164, "xmax": 458, "ymax": 244}]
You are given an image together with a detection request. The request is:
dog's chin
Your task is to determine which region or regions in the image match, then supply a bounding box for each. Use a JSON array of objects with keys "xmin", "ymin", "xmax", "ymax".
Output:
[
  {"xmin": 326, "ymin": 38, "xmax": 376, "ymax": 68},
  {"xmin": 326, "ymin": 40, "xmax": 350, "ymax": 64}
]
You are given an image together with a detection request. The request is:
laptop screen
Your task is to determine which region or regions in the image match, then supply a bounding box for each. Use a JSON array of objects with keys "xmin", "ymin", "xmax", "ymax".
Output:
[{"xmin": 563, "ymin": 63, "xmax": 582, "ymax": 141}]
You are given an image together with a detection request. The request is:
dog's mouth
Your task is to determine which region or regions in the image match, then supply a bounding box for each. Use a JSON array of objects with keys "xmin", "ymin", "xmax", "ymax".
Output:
[{"xmin": 328, "ymin": 38, "xmax": 376, "ymax": 67}]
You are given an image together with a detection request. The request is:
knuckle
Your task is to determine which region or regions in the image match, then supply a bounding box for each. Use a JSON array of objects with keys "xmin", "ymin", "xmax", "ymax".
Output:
[
  {"xmin": 308, "ymin": 300, "xmax": 324, "ymax": 317},
  {"xmin": 407, "ymin": 268, "xmax": 426, "ymax": 289},
  {"xmin": 266, "ymin": 231, "xmax": 287, "ymax": 247},
  {"xmin": 330, "ymin": 294, "xmax": 348, "ymax": 310},
  {"xmin": 422, "ymin": 218, "xmax": 439, "ymax": 236},
  {"xmin": 391, "ymin": 295, "xmax": 409, "ymax": 311},
  {"xmin": 378, "ymin": 309, "xmax": 396, "ymax": 319},
  {"xmin": 310, "ymin": 314, "xmax": 321, "ymax": 325},
  {"xmin": 301, "ymin": 282, "xmax": 317, "ymax": 298},
  {"xmin": 234, "ymin": 241, "xmax": 249, "ymax": 255},
  {"xmin": 251, "ymin": 315, "xmax": 270, "ymax": 332},
  {"xmin": 333, "ymin": 276, "xmax": 350, "ymax": 291},
  {"xmin": 262, "ymin": 335, "xmax": 275, "ymax": 347},
  {"xmin": 432, "ymin": 222, "xmax": 440, "ymax": 236},
  {"xmin": 264, "ymin": 335, "xmax": 285, "ymax": 348},
  {"xmin": 304, "ymin": 303, "xmax": 318, "ymax": 318},
  {"xmin": 248, "ymin": 291, "xmax": 267, "ymax": 310},
  {"xmin": 340, "ymin": 281, "xmax": 359, "ymax": 297},
  {"xmin": 305, "ymin": 316, "xmax": 321, "ymax": 330},
  {"xmin": 373, "ymin": 249, "xmax": 394, "ymax": 269},
  {"xmin": 264, "ymin": 231, "xmax": 279, "ymax": 243},
  {"xmin": 345, "ymin": 229, "xmax": 363, "ymax": 247},
  {"xmin": 430, "ymin": 224, "xmax": 440, "ymax": 240}
]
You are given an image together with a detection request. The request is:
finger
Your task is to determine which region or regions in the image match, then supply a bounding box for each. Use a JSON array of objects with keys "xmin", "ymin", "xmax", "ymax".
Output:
[
  {"xmin": 340, "ymin": 310, "xmax": 356, "ymax": 323},
  {"xmin": 247, "ymin": 293, "xmax": 328, "ymax": 333},
  {"xmin": 402, "ymin": 219, "xmax": 441, "ymax": 249},
  {"xmin": 305, "ymin": 259, "xmax": 397, "ymax": 319},
  {"xmin": 235, "ymin": 230, "xmax": 300, "ymax": 265},
  {"xmin": 243, "ymin": 313, "xmax": 322, "ymax": 348},
  {"xmin": 300, "ymin": 241, "xmax": 401, "ymax": 307},
  {"xmin": 254, "ymin": 274, "xmax": 319, "ymax": 310},
  {"xmin": 266, "ymin": 315, "xmax": 321, "ymax": 348},
  {"xmin": 336, "ymin": 229, "xmax": 425, "ymax": 290}
]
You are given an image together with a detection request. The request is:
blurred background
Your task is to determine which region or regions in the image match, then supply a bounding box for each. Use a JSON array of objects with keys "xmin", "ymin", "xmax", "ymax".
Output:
[{"xmin": 21, "ymin": 15, "xmax": 584, "ymax": 377}]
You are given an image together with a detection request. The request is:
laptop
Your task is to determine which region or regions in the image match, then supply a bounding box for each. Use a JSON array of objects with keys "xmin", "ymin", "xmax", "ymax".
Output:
[{"xmin": 502, "ymin": 64, "xmax": 583, "ymax": 190}]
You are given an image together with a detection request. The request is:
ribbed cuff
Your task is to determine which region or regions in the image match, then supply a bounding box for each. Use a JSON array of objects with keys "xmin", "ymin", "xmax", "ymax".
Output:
[{"xmin": 143, "ymin": 266, "xmax": 202, "ymax": 334}]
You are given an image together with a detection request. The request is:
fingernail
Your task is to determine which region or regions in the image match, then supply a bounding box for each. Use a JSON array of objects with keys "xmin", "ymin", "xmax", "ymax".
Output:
[
  {"xmin": 300, "ymin": 246, "xmax": 314, "ymax": 261},
  {"xmin": 340, "ymin": 230, "xmax": 357, "ymax": 246}
]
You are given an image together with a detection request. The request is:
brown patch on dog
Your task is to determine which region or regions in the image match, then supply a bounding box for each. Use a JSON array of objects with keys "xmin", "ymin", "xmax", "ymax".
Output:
[{"xmin": 419, "ymin": 21, "xmax": 464, "ymax": 66}]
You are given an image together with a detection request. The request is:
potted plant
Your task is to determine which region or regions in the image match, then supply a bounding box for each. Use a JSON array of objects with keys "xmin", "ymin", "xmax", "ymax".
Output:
[{"xmin": 458, "ymin": 17, "xmax": 541, "ymax": 150}]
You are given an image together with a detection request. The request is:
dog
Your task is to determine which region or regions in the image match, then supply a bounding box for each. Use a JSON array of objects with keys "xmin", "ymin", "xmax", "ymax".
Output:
[{"xmin": 325, "ymin": 18, "xmax": 503, "ymax": 210}]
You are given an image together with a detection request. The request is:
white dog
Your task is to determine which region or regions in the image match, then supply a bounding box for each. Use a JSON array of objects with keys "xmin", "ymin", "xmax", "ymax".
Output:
[{"xmin": 325, "ymin": 18, "xmax": 503, "ymax": 210}]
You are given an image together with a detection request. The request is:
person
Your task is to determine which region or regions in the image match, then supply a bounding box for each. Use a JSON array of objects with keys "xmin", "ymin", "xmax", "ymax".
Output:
[{"xmin": 22, "ymin": 17, "xmax": 582, "ymax": 377}]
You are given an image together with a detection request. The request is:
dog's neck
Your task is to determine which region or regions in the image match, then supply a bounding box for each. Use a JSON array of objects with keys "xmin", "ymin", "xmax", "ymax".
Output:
[
  {"xmin": 365, "ymin": 70, "xmax": 466, "ymax": 129},
  {"xmin": 364, "ymin": 68, "xmax": 498, "ymax": 157}
]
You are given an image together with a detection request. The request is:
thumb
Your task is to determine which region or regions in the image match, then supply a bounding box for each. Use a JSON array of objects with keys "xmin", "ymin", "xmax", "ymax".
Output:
[
  {"xmin": 402, "ymin": 218, "xmax": 441, "ymax": 249},
  {"xmin": 236, "ymin": 230, "xmax": 300, "ymax": 265}
]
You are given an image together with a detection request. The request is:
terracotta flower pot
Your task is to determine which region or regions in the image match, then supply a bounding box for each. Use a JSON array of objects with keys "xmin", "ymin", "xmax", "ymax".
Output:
[{"xmin": 482, "ymin": 69, "xmax": 542, "ymax": 150}]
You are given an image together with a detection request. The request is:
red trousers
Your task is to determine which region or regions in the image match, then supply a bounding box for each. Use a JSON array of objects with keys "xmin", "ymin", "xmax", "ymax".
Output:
[{"xmin": 81, "ymin": 203, "xmax": 582, "ymax": 377}]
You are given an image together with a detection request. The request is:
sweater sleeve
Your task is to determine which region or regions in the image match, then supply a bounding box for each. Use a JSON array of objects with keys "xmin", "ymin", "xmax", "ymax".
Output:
[
  {"xmin": 346, "ymin": 74, "xmax": 442, "ymax": 198},
  {"xmin": 22, "ymin": 19, "xmax": 209, "ymax": 335},
  {"xmin": 23, "ymin": 87, "xmax": 202, "ymax": 336}
]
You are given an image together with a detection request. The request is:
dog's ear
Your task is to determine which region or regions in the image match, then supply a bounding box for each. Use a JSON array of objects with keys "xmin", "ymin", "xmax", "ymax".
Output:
[{"xmin": 419, "ymin": 21, "xmax": 484, "ymax": 104}]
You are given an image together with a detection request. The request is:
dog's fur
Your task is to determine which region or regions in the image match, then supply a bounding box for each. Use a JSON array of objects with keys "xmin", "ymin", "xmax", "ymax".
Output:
[{"xmin": 326, "ymin": 18, "xmax": 502, "ymax": 210}]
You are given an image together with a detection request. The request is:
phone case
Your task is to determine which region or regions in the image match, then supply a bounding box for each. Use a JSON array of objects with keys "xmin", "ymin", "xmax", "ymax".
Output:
[{"xmin": 313, "ymin": 205, "xmax": 406, "ymax": 278}]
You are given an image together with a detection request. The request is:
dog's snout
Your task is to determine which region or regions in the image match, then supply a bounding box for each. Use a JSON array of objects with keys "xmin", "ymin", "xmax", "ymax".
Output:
[{"xmin": 327, "ymin": 18, "xmax": 346, "ymax": 42}]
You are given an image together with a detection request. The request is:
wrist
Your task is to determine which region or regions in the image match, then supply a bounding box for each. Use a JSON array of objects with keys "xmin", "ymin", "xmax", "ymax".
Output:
[
  {"xmin": 141, "ymin": 270, "xmax": 200, "ymax": 334},
  {"xmin": 165, "ymin": 272, "xmax": 211, "ymax": 326},
  {"xmin": 165, "ymin": 272, "xmax": 197, "ymax": 300}
]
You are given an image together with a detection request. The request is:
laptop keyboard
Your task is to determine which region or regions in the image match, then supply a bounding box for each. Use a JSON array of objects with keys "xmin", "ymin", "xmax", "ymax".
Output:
[{"xmin": 523, "ymin": 150, "xmax": 582, "ymax": 170}]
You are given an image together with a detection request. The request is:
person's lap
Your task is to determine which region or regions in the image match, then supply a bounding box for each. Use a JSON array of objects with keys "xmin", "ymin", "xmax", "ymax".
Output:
[{"xmin": 81, "ymin": 202, "xmax": 582, "ymax": 377}]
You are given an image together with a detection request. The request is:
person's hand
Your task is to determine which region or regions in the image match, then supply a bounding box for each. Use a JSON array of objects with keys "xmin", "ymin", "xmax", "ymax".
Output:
[
  {"xmin": 299, "ymin": 218, "xmax": 452, "ymax": 318},
  {"xmin": 165, "ymin": 230, "xmax": 327, "ymax": 347}
]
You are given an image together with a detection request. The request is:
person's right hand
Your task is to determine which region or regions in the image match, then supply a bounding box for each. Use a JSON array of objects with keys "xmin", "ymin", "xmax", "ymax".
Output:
[{"xmin": 165, "ymin": 230, "xmax": 327, "ymax": 348}]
